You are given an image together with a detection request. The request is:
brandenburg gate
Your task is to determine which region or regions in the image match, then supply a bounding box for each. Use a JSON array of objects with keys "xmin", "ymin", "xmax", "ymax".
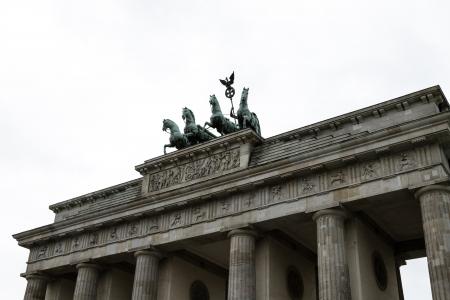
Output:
[{"xmin": 13, "ymin": 85, "xmax": 450, "ymax": 299}]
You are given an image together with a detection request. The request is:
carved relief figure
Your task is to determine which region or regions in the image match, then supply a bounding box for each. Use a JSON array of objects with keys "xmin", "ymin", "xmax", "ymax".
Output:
[
  {"xmin": 330, "ymin": 170, "xmax": 346, "ymax": 186},
  {"xmin": 243, "ymin": 191, "xmax": 256, "ymax": 208},
  {"xmin": 221, "ymin": 200, "xmax": 231, "ymax": 212},
  {"xmin": 72, "ymin": 237, "xmax": 80, "ymax": 249},
  {"xmin": 54, "ymin": 242, "xmax": 63, "ymax": 255},
  {"xmin": 148, "ymin": 149, "xmax": 240, "ymax": 192},
  {"xmin": 89, "ymin": 233, "xmax": 99, "ymax": 245},
  {"xmin": 193, "ymin": 206, "xmax": 206, "ymax": 221},
  {"xmin": 272, "ymin": 185, "xmax": 282, "ymax": 201},
  {"xmin": 148, "ymin": 218, "xmax": 159, "ymax": 231},
  {"xmin": 127, "ymin": 223, "xmax": 139, "ymax": 236},
  {"xmin": 37, "ymin": 245, "xmax": 47, "ymax": 258},
  {"xmin": 171, "ymin": 213, "xmax": 182, "ymax": 227},
  {"xmin": 399, "ymin": 152, "xmax": 415, "ymax": 170},
  {"xmin": 301, "ymin": 177, "xmax": 315, "ymax": 193},
  {"xmin": 110, "ymin": 227, "xmax": 118, "ymax": 240},
  {"xmin": 231, "ymin": 150, "xmax": 240, "ymax": 168},
  {"xmin": 362, "ymin": 162, "xmax": 378, "ymax": 180}
]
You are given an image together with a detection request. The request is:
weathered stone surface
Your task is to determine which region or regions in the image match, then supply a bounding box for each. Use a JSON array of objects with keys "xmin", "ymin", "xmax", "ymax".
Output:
[
  {"xmin": 131, "ymin": 250, "xmax": 162, "ymax": 300},
  {"xmin": 73, "ymin": 263, "xmax": 101, "ymax": 300},
  {"xmin": 313, "ymin": 209, "xmax": 351, "ymax": 300},
  {"xmin": 228, "ymin": 229, "xmax": 257, "ymax": 300},
  {"xmin": 415, "ymin": 185, "xmax": 450, "ymax": 300},
  {"xmin": 24, "ymin": 274, "xmax": 49, "ymax": 300}
]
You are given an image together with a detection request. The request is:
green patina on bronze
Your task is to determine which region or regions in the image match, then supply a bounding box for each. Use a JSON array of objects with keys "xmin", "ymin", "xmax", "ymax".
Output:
[
  {"xmin": 204, "ymin": 95, "xmax": 239, "ymax": 135},
  {"xmin": 162, "ymin": 72, "xmax": 261, "ymax": 154},
  {"xmin": 162, "ymin": 119, "xmax": 189, "ymax": 154},
  {"xmin": 231, "ymin": 87, "xmax": 261, "ymax": 135},
  {"xmin": 182, "ymin": 107, "xmax": 216, "ymax": 145}
]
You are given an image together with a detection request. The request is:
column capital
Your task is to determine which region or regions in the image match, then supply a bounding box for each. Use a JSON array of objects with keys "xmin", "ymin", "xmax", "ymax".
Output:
[
  {"xmin": 227, "ymin": 228, "xmax": 258, "ymax": 239},
  {"xmin": 134, "ymin": 249, "xmax": 163, "ymax": 259},
  {"xmin": 414, "ymin": 184, "xmax": 450, "ymax": 199},
  {"xmin": 24, "ymin": 272, "xmax": 51, "ymax": 282},
  {"xmin": 76, "ymin": 262, "xmax": 102, "ymax": 271},
  {"xmin": 312, "ymin": 208, "xmax": 348, "ymax": 222}
]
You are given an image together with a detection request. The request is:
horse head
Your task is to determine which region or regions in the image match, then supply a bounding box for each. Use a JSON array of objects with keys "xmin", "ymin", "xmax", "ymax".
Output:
[
  {"xmin": 209, "ymin": 95, "xmax": 222, "ymax": 113},
  {"xmin": 162, "ymin": 119, "xmax": 178, "ymax": 133},
  {"xmin": 240, "ymin": 87, "xmax": 249, "ymax": 108},
  {"xmin": 162, "ymin": 119, "xmax": 168, "ymax": 131},
  {"xmin": 209, "ymin": 95, "xmax": 217, "ymax": 105},
  {"xmin": 182, "ymin": 107, "xmax": 196, "ymax": 124}
]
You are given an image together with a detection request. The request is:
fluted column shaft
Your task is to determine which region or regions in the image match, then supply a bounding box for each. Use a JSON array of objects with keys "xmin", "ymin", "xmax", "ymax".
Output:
[
  {"xmin": 313, "ymin": 209, "xmax": 351, "ymax": 300},
  {"xmin": 24, "ymin": 274, "xmax": 49, "ymax": 300},
  {"xmin": 131, "ymin": 250, "xmax": 162, "ymax": 300},
  {"xmin": 227, "ymin": 229, "xmax": 257, "ymax": 300},
  {"xmin": 416, "ymin": 186, "xmax": 450, "ymax": 300},
  {"xmin": 73, "ymin": 263, "xmax": 101, "ymax": 300}
]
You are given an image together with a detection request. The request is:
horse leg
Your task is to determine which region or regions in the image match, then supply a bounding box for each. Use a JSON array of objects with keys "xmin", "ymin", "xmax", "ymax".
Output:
[
  {"xmin": 204, "ymin": 122, "xmax": 213, "ymax": 129},
  {"xmin": 164, "ymin": 144, "xmax": 172, "ymax": 154}
]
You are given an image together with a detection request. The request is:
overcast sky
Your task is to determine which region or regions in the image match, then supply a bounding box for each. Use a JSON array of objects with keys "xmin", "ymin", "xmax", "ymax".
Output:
[{"xmin": 2, "ymin": 0, "xmax": 449, "ymax": 298}]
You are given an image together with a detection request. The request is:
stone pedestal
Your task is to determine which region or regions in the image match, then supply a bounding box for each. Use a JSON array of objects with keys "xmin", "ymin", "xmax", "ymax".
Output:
[
  {"xmin": 227, "ymin": 229, "xmax": 257, "ymax": 300},
  {"xmin": 313, "ymin": 209, "xmax": 351, "ymax": 300},
  {"xmin": 73, "ymin": 263, "xmax": 101, "ymax": 300},
  {"xmin": 24, "ymin": 273, "xmax": 49, "ymax": 300},
  {"xmin": 415, "ymin": 185, "xmax": 450, "ymax": 300},
  {"xmin": 131, "ymin": 250, "xmax": 162, "ymax": 300}
]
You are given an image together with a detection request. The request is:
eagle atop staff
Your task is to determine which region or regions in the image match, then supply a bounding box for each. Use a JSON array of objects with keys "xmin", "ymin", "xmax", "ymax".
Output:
[{"xmin": 219, "ymin": 71, "xmax": 234, "ymax": 89}]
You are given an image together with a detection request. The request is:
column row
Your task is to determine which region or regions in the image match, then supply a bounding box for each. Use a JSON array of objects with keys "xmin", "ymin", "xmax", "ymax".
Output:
[{"xmin": 24, "ymin": 184, "xmax": 450, "ymax": 300}]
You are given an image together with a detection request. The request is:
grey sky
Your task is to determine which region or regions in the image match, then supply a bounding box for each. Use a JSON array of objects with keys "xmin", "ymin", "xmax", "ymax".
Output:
[{"xmin": 1, "ymin": 0, "xmax": 448, "ymax": 298}]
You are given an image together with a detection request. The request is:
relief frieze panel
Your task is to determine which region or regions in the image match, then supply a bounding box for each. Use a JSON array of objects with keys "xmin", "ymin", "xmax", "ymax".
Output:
[
  {"xmin": 29, "ymin": 144, "xmax": 439, "ymax": 263},
  {"xmin": 361, "ymin": 162, "xmax": 380, "ymax": 180},
  {"xmin": 147, "ymin": 149, "xmax": 240, "ymax": 193},
  {"xmin": 300, "ymin": 176, "xmax": 317, "ymax": 194}
]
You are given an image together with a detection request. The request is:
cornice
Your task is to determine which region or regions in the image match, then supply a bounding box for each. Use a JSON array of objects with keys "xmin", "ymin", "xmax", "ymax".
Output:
[
  {"xmin": 48, "ymin": 178, "xmax": 142, "ymax": 213},
  {"xmin": 264, "ymin": 85, "xmax": 447, "ymax": 143}
]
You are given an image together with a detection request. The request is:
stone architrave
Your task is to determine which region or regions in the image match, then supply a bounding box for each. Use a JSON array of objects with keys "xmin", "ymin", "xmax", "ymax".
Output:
[
  {"xmin": 227, "ymin": 229, "xmax": 258, "ymax": 300},
  {"xmin": 23, "ymin": 273, "xmax": 49, "ymax": 300},
  {"xmin": 73, "ymin": 263, "xmax": 101, "ymax": 300},
  {"xmin": 313, "ymin": 209, "xmax": 351, "ymax": 300},
  {"xmin": 415, "ymin": 185, "xmax": 450, "ymax": 300},
  {"xmin": 131, "ymin": 250, "xmax": 162, "ymax": 300}
]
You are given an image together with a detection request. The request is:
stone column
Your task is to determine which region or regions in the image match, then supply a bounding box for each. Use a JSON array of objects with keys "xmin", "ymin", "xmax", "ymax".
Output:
[
  {"xmin": 313, "ymin": 209, "xmax": 351, "ymax": 300},
  {"xmin": 23, "ymin": 273, "xmax": 49, "ymax": 300},
  {"xmin": 73, "ymin": 263, "xmax": 101, "ymax": 300},
  {"xmin": 131, "ymin": 250, "xmax": 162, "ymax": 300},
  {"xmin": 415, "ymin": 185, "xmax": 450, "ymax": 300},
  {"xmin": 227, "ymin": 229, "xmax": 257, "ymax": 300}
]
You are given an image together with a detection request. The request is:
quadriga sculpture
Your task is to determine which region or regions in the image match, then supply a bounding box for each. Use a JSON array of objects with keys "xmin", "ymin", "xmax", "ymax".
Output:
[
  {"xmin": 162, "ymin": 119, "xmax": 189, "ymax": 154},
  {"xmin": 182, "ymin": 107, "xmax": 216, "ymax": 145},
  {"xmin": 204, "ymin": 95, "xmax": 239, "ymax": 135},
  {"xmin": 231, "ymin": 87, "xmax": 261, "ymax": 135}
]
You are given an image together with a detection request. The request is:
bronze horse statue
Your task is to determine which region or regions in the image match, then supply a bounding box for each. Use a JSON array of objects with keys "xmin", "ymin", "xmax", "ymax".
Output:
[
  {"xmin": 162, "ymin": 119, "xmax": 189, "ymax": 154},
  {"xmin": 231, "ymin": 88, "xmax": 261, "ymax": 135},
  {"xmin": 204, "ymin": 95, "xmax": 239, "ymax": 135},
  {"xmin": 182, "ymin": 107, "xmax": 216, "ymax": 145}
]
